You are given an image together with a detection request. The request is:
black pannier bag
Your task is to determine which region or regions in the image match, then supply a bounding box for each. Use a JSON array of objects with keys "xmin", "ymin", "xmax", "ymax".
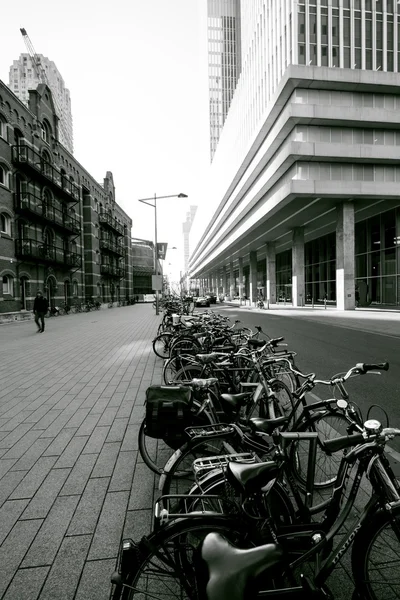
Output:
[{"xmin": 145, "ymin": 385, "xmax": 193, "ymax": 448}]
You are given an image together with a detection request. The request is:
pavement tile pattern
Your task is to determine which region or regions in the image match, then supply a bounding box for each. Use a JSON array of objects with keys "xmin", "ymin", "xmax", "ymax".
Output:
[
  {"xmin": 0, "ymin": 305, "xmax": 161, "ymax": 600},
  {"xmin": 0, "ymin": 302, "xmax": 391, "ymax": 599}
]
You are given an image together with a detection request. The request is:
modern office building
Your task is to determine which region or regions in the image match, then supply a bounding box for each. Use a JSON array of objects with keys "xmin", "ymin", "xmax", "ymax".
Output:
[
  {"xmin": 208, "ymin": 0, "xmax": 241, "ymax": 160},
  {"xmin": 9, "ymin": 54, "xmax": 74, "ymax": 153},
  {"xmin": 181, "ymin": 205, "xmax": 198, "ymax": 292},
  {"xmin": 131, "ymin": 238, "xmax": 162, "ymax": 300},
  {"xmin": 190, "ymin": 0, "xmax": 400, "ymax": 309},
  {"xmin": 0, "ymin": 79, "xmax": 132, "ymax": 317}
]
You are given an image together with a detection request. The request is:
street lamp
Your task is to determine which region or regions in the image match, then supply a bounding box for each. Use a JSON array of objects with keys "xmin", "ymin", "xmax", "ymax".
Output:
[{"xmin": 138, "ymin": 193, "xmax": 188, "ymax": 315}]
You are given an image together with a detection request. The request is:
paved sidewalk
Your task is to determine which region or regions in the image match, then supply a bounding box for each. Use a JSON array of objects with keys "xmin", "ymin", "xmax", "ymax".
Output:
[{"xmin": 0, "ymin": 304, "xmax": 162, "ymax": 600}]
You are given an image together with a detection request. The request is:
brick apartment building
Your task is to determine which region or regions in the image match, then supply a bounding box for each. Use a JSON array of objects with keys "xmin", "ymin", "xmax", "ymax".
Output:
[{"xmin": 0, "ymin": 80, "xmax": 132, "ymax": 315}]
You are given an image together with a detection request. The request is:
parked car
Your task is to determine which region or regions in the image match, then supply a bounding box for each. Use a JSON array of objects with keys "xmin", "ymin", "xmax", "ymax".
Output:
[
  {"xmin": 195, "ymin": 296, "xmax": 210, "ymax": 307},
  {"xmin": 206, "ymin": 294, "xmax": 217, "ymax": 304}
]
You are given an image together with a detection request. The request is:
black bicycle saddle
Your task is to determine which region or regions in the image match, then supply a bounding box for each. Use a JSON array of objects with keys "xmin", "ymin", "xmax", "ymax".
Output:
[{"xmin": 202, "ymin": 532, "xmax": 283, "ymax": 600}]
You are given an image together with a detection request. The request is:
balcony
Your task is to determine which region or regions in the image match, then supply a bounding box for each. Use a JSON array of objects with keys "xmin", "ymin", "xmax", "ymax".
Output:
[
  {"xmin": 14, "ymin": 193, "xmax": 80, "ymax": 235},
  {"xmin": 99, "ymin": 238, "xmax": 125, "ymax": 255},
  {"xmin": 98, "ymin": 211, "xmax": 124, "ymax": 236},
  {"xmin": 15, "ymin": 239, "xmax": 82, "ymax": 268},
  {"xmin": 100, "ymin": 264, "xmax": 125, "ymax": 277},
  {"xmin": 12, "ymin": 145, "xmax": 80, "ymax": 202}
]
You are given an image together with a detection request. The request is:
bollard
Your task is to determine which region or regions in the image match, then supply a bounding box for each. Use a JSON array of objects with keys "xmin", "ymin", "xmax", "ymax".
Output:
[
  {"xmin": 324, "ymin": 298, "xmax": 327, "ymax": 310},
  {"xmin": 266, "ymin": 299, "xmax": 269, "ymax": 309},
  {"xmin": 312, "ymin": 297, "xmax": 314, "ymax": 309}
]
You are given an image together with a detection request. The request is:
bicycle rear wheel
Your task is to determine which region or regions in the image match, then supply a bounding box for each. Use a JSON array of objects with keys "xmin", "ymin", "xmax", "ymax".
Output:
[
  {"xmin": 138, "ymin": 400, "xmax": 214, "ymax": 475},
  {"xmin": 112, "ymin": 516, "xmax": 252, "ymax": 600}
]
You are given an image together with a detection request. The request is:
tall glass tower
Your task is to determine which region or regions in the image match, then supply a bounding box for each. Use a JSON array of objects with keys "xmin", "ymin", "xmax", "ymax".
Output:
[{"xmin": 207, "ymin": 0, "xmax": 241, "ymax": 161}]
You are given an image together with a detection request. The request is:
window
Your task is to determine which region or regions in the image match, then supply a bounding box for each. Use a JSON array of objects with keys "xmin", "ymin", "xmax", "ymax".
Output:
[
  {"xmin": 0, "ymin": 165, "xmax": 9, "ymax": 188},
  {"xmin": 0, "ymin": 116, "xmax": 6, "ymax": 140},
  {"xmin": 0, "ymin": 213, "xmax": 11, "ymax": 236},
  {"xmin": 73, "ymin": 280, "xmax": 78, "ymax": 296},
  {"xmin": 2, "ymin": 275, "xmax": 13, "ymax": 296}
]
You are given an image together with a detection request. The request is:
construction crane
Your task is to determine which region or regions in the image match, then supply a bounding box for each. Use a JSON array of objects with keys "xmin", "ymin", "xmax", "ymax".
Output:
[{"xmin": 20, "ymin": 27, "xmax": 69, "ymax": 149}]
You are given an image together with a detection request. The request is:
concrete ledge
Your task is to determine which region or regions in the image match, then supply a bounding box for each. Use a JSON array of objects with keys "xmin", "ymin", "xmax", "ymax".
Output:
[{"xmin": 0, "ymin": 311, "xmax": 33, "ymax": 325}]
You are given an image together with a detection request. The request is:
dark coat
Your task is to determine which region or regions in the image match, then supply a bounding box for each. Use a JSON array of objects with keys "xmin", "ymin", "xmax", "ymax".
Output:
[{"xmin": 33, "ymin": 296, "xmax": 49, "ymax": 313}]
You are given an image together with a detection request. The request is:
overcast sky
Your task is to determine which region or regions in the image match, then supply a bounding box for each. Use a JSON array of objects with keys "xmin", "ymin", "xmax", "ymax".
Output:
[{"xmin": 1, "ymin": 0, "xmax": 210, "ymax": 281}]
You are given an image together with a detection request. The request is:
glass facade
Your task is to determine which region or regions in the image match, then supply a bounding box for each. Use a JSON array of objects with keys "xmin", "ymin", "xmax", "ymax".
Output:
[
  {"xmin": 297, "ymin": 0, "xmax": 397, "ymax": 72},
  {"xmin": 305, "ymin": 233, "xmax": 336, "ymax": 304},
  {"xmin": 276, "ymin": 250, "xmax": 292, "ymax": 301},
  {"xmin": 207, "ymin": 0, "xmax": 241, "ymax": 160},
  {"xmin": 301, "ymin": 208, "xmax": 400, "ymax": 306},
  {"xmin": 355, "ymin": 208, "xmax": 399, "ymax": 305}
]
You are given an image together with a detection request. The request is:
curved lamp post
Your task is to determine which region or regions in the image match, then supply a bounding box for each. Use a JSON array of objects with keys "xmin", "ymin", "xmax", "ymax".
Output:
[{"xmin": 138, "ymin": 193, "xmax": 188, "ymax": 315}]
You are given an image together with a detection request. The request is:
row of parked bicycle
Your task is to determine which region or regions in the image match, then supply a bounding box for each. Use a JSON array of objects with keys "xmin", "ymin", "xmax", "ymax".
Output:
[
  {"xmin": 110, "ymin": 303, "xmax": 399, "ymax": 600},
  {"xmin": 45, "ymin": 297, "xmax": 137, "ymax": 316}
]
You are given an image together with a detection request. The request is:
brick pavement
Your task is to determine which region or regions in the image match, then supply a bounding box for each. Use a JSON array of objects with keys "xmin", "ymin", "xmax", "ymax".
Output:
[
  {"xmin": 0, "ymin": 304, "xmax": 162, "ymax": 600},
  {"xmin": 0, "ymin": 303, "xmax": 386, "ymax": 600}
]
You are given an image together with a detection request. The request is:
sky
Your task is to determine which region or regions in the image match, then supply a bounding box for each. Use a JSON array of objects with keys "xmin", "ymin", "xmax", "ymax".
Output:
[{"xmin": 1, "ymin": 0, "xmax": 211, "ymax": 282}]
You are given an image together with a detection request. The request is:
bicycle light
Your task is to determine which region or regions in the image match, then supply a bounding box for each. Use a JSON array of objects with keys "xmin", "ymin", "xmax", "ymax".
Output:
[{"xmin": 364, "ymin": 419, "xmax": 382, "ymax": 435}]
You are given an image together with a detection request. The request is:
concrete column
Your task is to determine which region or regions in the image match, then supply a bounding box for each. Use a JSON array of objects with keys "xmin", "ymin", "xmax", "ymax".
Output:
[
  {"xmin": 211, "ymin": 273, "xmax": 216, "ymax": 294},
  {"xmin": 336, "ymin": 201, "xmax": 355, "ymax": 310},
  {"xmin": 222, "ymin": 265, "xmax": 227, "ymax": 297},
  {"xmin": 249, "ymin": 251, "xmax": 258, "ymax": 305},
  {"xmin": 266, "ymin": 242, "xmax": 276, "ymax": 305},
  {"xmin": 238, "ymin": 257, "xmax": 244, "ymax": 302},
  {"xmin": 292, "ymin": 228, "xmax": 305, "ymax": 307},
  {"xmin": 229, "ymin": 260, "xmax": 235, "ymax": 300}
]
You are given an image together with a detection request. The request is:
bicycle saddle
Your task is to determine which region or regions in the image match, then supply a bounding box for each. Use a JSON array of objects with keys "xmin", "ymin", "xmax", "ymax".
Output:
[
  {"xmin": 220, "ymin": 392, "xmax": 251, "ymax": 410},
  {"xmin": 226, "ymin": 460, "xmax": 280, "ymax": 493},
  {"xmin": 202, "ymin": 532, "xmax": 283, "ymax": 600},
  {"xmin": 250, "ymin": 416, "xmax": 289, "ymax": 435},
  {"xmin": 195, "ymin": 353, "xmax": 220, "ymax": 364}
]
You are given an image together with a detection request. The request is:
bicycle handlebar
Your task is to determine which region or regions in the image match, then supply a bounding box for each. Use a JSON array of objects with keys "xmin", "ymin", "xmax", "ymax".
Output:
[{"xmin": 323, "ymin": 426, "xmax": 400, "ymax": 454}]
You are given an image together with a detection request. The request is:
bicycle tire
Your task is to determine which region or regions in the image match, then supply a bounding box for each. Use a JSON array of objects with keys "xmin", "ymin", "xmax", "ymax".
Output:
[
  {"xmin": 159, "ymin": 436, "xmax": 240, "ymax": 497},
  {"xmin": 170, "ymin": 336, "xmax": 202, "ymax": 357},
  {"xmin": 289, "ymin": 409, "xmax": 355, "ymax": 489},
  {"xmin": 138, "ymin": 400, "xmax": 214, "ymax": 476},
  {"xmin": 351, "ymin": 509, "xmax": 400, "ymax": 600},
  {"xmin": 172, "ymin": 364, "xmax": 205, "ymax": 384},
  {"xmin": 163, "ymin": 354, "xmax": 199, "ymax": 385},
  {"xmin": 113, "ymin": 516, "xmax": 255, "ymax": 600},
  {"xmin": 152, "ymin": 332, "xmax": 174, "ymax": 359},
  {"xmin": 186, "ymin": 469, "xmax": 295, "ymax": 529}
]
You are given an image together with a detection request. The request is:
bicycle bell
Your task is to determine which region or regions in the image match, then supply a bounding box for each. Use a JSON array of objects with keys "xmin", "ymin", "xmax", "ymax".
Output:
[
  {"xmin": 336, "ymin": 399, "xmax": 348, "ymax": 409},
  {"xmin": 364, "ymin": 419, "xmax": 382, "ymax": 435}
]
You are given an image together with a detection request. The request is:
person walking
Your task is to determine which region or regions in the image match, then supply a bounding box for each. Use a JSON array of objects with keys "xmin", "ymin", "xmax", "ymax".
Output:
[{"xmin": 33, "ymin": 290, "xmax": 49, "ymax": 333}]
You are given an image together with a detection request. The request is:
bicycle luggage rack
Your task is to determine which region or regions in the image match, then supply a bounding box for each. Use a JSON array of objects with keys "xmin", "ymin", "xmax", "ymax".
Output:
[
  {"xmin": 154, "ymin": 494, "xmax": 236, "ymax": 525},
  {"xmin": 184, "ymin": 423, "xmax": 235, "ymax": 440},
  {"xmin": 192, "ymin": 452, "xmax": 257, "ymax": 479}
]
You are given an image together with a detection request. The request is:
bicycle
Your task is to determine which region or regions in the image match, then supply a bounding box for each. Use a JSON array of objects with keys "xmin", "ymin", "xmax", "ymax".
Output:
[{"xmin": 111, "ymin": 416, "xmax": 400, "ymax": 600}]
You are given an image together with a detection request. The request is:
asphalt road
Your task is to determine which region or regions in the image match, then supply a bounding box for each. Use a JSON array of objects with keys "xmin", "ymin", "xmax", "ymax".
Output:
[{"xmin": 218, "ymin": 306, "xmax": 400, "ymax": 452}]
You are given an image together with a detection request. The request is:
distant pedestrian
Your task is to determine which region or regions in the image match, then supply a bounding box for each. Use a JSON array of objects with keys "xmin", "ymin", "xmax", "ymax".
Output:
[{"xmin": 33, "ymin": 290, "xmax": 49, "ymax": 333}]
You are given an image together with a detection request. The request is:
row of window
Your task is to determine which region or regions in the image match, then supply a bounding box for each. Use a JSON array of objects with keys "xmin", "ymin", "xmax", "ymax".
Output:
[
  {"xmin": 294, "ymin": 162, "xmax": 400, "ymax": 183},
  {"xmin": 294, "ymin": 125, "xmax": 400, "ymax": 146},
  {"xmin": 293, "ymin": 89, "xmax": 400, "ymax": 110}
]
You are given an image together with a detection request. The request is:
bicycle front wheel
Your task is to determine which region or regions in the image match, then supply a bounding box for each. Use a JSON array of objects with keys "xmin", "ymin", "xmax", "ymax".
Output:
[
  {"xmin": 290, "ymin": 410, "xmax": 354, "ymax": 488},
  {"xmin": 152, "ymin": 332, "xmax": 174, "ymax": 359},
  {"xmin": 352, "ymin": 510, "xmax": 400, "ymax": 600}
]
